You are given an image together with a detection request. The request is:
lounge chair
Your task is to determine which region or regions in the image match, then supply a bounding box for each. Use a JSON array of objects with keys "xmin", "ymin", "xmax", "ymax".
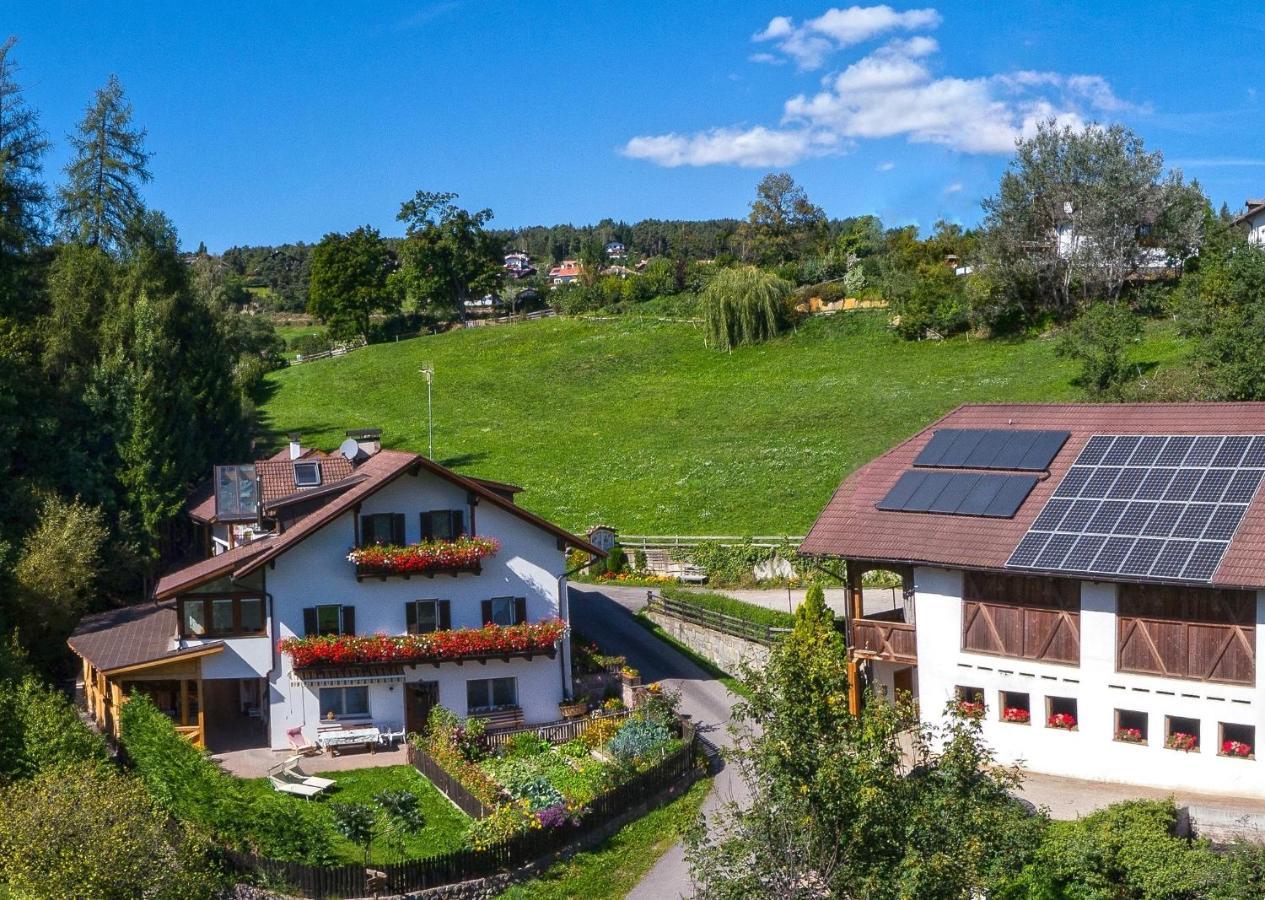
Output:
[
  {"xmin": 282, "ymin": 756, "xmax": 335, "ymax": 790},
  {"xmin": 287, "ymin": 726, "xmax": 322, "ymax": 756},
  {"xmin": 268, "ymin": 775, "xmax": 324, "ymax": 799},
  {"xmin": 377, "ymin": 722, "xmax": 405, "ymax": 748}
]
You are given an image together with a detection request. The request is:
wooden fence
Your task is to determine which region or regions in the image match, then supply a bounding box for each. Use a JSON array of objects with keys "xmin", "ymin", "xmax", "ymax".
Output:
[
  {"xmin": 407, "ymin": 745, "xmax": 491, "ymax": 818},
  {"xmin": 621, "ymin": 534, "xmax": 804, "ymax": 551},
  {"xmin": 482, "ymin": 708, "xmax": 632, "ymax": 751},
  {"xmin": 223, "ymin": 723, "xmax": 700, "ymax": 899},
  {"xmin": 646, "ymin": 592, "xmax": 790, "ymax": 647}
]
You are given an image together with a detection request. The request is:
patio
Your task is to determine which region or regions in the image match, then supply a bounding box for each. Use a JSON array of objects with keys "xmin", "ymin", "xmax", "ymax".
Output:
[{"xmin": 214, "ymin": 743, "xmax": 409, "ymax": 779}]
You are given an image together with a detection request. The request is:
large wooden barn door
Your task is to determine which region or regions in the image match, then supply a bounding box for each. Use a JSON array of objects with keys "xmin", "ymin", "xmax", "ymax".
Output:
[
  {"xmin": 1117, "ymin": 585, "xmax": 1255, "ymax": 685},
  {"xmin": 962, "ymin": 572, "xmax": 1080, "ymax": 665}
]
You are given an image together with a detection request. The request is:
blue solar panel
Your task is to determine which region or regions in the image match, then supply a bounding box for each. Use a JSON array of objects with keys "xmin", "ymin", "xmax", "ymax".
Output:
[
  {"xmin": 878, "ymin": 470, "xmax": 1037, "ymax": 518},
  {"xmin": 1006, "ymin": 433, "xmax": 1265, "ymax": 582},
  {"xmin": 915, "ymin": 428, "xmax": 1069, "ymax": 471}
]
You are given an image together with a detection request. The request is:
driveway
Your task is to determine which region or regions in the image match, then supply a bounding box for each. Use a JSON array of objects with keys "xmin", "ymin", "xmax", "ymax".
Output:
[{"xmin": 569, "ymin": 584, "xmax": 748, "ymax": 899}]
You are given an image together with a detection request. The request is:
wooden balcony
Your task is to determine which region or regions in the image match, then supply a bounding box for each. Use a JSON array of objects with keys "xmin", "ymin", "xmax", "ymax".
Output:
[
  {"xmin": 851, "ymin": 610, "xmax": 917, "ymax": 665},
  {"xmin": 355, "ymin": 561, "xmax": 481, "ymax": 581}
]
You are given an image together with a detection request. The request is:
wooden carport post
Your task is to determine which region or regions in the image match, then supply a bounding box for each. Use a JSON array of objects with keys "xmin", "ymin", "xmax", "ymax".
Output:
[{"xmin": 846, "ymin": 560, "xmax": 864, "ymax": 716}]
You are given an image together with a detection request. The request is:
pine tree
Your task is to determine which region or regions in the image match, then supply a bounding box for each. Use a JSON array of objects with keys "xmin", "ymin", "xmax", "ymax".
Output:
[
  {"xmin": 0, "ymin": 36, "xmax": 50, "ymax": 260},
  {"xmin": 57, "ymin": 74, "xmax": 151, "ymax": 253}
]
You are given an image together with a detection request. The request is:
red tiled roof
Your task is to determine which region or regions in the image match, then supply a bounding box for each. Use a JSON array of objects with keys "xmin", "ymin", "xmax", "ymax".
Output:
[
  {"xmin": 67, "ymin": 601, "xmax": 224, "ymax": 673},
  {"xmin": 256, "ymin": 453, "xmax": 355, "ymax": 504},
  {"xmin": 154, "ymin": 536, "xmax": 276, "ymax": 600},
  {"xmin": 800, "ymin": 403, "xmax": 1265, "ymax": 590}
]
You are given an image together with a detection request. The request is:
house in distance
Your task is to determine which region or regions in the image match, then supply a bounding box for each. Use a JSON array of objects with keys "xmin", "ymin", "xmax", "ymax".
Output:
[
  {"xmin": 69, "ymin": 430, "xmax": 600, "ymax": 752},
  {"xmin": 802, "ymin": 404, "xmax": 1265, "ymax": 798}
]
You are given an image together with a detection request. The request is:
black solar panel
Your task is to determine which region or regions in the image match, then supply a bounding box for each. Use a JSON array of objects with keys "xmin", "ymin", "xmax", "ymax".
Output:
[
  {"xmin": 915, "ymin": 428, "xmax": 1069, "ymax": 471},
  {"xmin": 1007, "ymin": 434, "xmax": 1265, "ymax": 582},
  {"xmin": 878, "ymin": 470, "xmax": 1037, "ymax": 518}
]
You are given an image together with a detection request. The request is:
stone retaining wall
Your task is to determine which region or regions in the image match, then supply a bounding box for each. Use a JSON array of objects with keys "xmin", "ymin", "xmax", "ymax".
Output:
[{"xmin": 647, "ymin": 611, "xmax": 770, "ymax": 674}]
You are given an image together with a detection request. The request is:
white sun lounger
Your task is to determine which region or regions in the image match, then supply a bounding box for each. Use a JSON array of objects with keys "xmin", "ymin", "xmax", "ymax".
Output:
[
  {"xmin": 268, "ymin": 774, "xmax": 325, "ymax": 799},
  {"xmin": 283, "ymin": 756, "xmax": 336, "ymax": 790}
]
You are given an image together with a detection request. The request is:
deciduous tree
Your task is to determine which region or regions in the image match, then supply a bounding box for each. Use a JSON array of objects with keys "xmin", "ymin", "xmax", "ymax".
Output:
[
  {"xmin": 699, "ymin": 265, "xmax": 792, "ymax": 351},
  {"xmin": 307, "ymin": 225, "xmax": 397, "ymax": 343},
  {"xmin": 741, "ymin": 172, "xmax": 827, "ymax": 265}
]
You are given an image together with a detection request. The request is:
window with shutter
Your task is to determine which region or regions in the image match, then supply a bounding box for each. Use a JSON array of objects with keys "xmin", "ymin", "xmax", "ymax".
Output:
[
  {"xmin": 341, "ymin": 605, "xmax": 356, "ymax": 636},
  {"xmin": 514, "ymin": 597, "xmax": 527, "ymax": 625},
  {"xmin": 438, "ymin": 600, "xmax": 452, "ymax": 630},
  {"xmin": 408, "ymin": 600, "xmax": 439, "ymax": 634},
  {"xmin": 360, "ymin": 514, "xmax": 398, "ymax": 546},
  {"xmin": 487, "ymin": 597, "xmax": 516, "ymax": 627},
  {"xmin": 303, "ymin": 607, "xmax": 318, "ymax": 637},
  {"xmin": 422, "ymin": 510, "xmax": 465, "ymax": 541}
]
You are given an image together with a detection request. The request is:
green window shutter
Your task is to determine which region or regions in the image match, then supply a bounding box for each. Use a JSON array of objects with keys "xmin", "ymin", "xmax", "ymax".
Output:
[
  {"xmin": 302, "ymin": 607, "xmax": 317, "ymax": 637},
  {"xmin": 341, "ymin": 606, "xmax": 356, "ymax": 636},
  {"xmin": 439, "ymin": 600, "xmax": 452, "ymax": 630},
  {"xmin": 392, "ymin": 513, "xmax": 406, "ymax": 545},
  {"xmin": 405, "ymin": 601, "xmax": 417, "ymax": 634},
  {"xmin": 481, "ymin": 599, "xmax": 492, "ymax": 625},
  {"xmin": 514, "ymin": 597, "xmax": 527, "ymax": 625},
  {"xmin": 421, "ymin": 511, "xmax": 433, "ymax": 541},
  {"xmin": 453, "ymin": 510, "xmax": 465, "ymax": 537}
]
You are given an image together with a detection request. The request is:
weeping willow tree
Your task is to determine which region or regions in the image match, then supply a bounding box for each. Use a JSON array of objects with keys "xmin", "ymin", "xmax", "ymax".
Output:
[{"xmin": 700, "ymin": 266, "xmax": 793, "ymax": 351}]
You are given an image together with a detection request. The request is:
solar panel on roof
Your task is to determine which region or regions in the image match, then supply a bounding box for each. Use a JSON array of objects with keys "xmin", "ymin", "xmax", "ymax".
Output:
[
  {"xmin": 877, "ymin": 470, "xmax": 1037, "ymax": 518},
  {"xmin": 1006, "ymin": 434, "xmax": 1265, "ymax": 583},
  {"xmin": 914, "ymin": 428, "xmax": 1069, "ymax": 471}
]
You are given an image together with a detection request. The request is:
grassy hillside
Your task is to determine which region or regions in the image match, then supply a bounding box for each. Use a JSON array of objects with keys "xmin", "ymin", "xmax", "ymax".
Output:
[{"xmin": 260, "ymin": 312, "xmax": 1187, "ymax": 534}]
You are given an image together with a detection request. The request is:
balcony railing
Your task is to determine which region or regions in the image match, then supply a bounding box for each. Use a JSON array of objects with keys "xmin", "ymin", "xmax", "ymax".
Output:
[{"xmin": 851, "ymin": 615, "xmax": 917, "ymax": 665}]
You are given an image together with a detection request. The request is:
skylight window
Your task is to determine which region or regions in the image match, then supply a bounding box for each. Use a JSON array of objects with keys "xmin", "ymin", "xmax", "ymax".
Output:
[
  {"xmin": 293, "ymin": 461, "xmax": 322, "ymax": 487},
  {"xmin": 214, "ymin": 464, "xmax": 257, "ymax": 520}
]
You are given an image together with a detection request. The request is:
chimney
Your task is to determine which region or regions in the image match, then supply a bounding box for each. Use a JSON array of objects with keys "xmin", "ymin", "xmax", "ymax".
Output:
[
  {"xmin": 346, "ymin": 428, "xmax": 382, "ymax": 457},
  {"xmin": 288, "ymin": 432, "xmax": 302, "ymax": 461}
]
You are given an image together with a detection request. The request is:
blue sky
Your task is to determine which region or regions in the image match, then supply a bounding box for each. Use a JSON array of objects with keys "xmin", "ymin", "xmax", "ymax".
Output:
[{"xmin": 9, "ymin": 1, "xmax": 1265, "ymax": 251}]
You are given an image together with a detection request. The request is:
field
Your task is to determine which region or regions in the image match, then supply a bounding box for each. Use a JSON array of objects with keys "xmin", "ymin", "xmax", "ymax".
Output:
[{"xmin": 260, "ymin": 312, "xmax": 1187, "ymax": 535}]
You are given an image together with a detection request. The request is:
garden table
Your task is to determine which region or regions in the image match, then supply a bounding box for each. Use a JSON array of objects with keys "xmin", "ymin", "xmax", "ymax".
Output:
[{"xmin": 315, "ymin": 726, "xmax": 381, "ymax": 755}]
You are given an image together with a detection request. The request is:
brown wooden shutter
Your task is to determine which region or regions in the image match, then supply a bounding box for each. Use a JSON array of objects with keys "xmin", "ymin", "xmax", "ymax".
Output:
[
  {"xmin": 341, "ymin": 606, "xmax": 356, "ymax": 635},
  {"xmin": 392, "ymin": 513, "xmax": 406, "ymax": 545},
  {"xmin": 514, "ymin": 597, "xmax": 527, "ymax": 625},
  {"xmin": 481, "ymin": 599, "xmax": 493, "ymax": 625},
  {"xmin": 453, "ymin": 510, "xmax": 465, "ymax": 537},
  {"xmin": 439, "ymin": 600, "xmax": 451, "ymax": 630},
  {"xmin": 420, "ymin": 511, "xmax": 433, "ymax": 541},
  {"xmin": 405, "ymin": 601, "xmax": 418, "ymax": 634},
  {"xmin": 359, "ymin": 514, "xmax": 373, "ymax": 546},
  {"xmin": 302, "ymin": 607, "xmax": 317, "ymax": 637}
]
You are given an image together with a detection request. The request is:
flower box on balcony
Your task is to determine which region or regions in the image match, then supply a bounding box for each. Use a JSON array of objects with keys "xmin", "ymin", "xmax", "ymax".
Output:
[
  {"xmin": 280, "ymin": 619, "xmax": 565, "ymax": 670},
  {"xmin": 349, "ymin": 537, "xmax": 500, "ymax": 580}
]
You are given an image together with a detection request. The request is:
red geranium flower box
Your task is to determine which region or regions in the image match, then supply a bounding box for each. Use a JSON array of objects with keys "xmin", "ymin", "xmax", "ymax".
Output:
[
  {"xmin": 349, "ymin": 536, "xmax": 500, "ymax": 578},
  {"xmin": 1222, "ymin": 740, "xmax": 1252, "ymax": 758},
  {"xmin": 1047, "ymin": 713, "xmax": 1077, "ymax": 731},
  {"xmin": 280, "ymin": 619, "xmax": 565, "ymax": 669}
]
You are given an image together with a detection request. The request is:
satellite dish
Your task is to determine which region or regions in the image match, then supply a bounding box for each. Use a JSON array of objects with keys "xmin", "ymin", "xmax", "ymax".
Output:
[{"xmin": 340, "ymin": 437, "xmax": 363, "ymax": 461}]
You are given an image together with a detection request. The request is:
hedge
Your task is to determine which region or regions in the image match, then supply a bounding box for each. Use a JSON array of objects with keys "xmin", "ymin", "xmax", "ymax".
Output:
[{"xmin": 120, "ymin": 695, "xmax": 336, "ymax": 863}]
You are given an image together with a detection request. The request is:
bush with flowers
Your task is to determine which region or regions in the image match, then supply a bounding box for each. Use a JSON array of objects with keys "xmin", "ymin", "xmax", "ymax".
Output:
[
  {"xmin": 1002, "ymin": 707, "xmax": 1031, "ymax": 724},
  {"xmin": 955, "ymin": 699, "xmax": 985, "ymax": 720},
  {"xmin": 467, "ymin": 799, "xmax": 538, "ymax": 850},
  {"xmin": 1166, "ymin": 732, "xmax": 1198, "ymax": 752},
  {"xmin": 1115, "ymin": 727, "xmax": 1144, "ymax": 744},
  {"xmin": 1223, "ymin": 740, "xmax": 1252, "ymax": 758},
  {"xmin": 280, "ymin": 619, "xmax": 565, "ymax": 668},
  {"xmin": 348, "ymin": 536, "xmax": 500, "ymax": 575}
]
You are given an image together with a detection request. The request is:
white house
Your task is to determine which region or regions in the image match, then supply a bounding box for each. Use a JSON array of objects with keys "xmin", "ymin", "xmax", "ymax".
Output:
[
  {"xmin": 69, "ymin": 432, "xmax": 601, "ymax": 752},
  {"xmin": 802, "ymin": 404, "xmax": 1265, "ymax": 799},
  {"xmin": 1234, "ymin": 199, "xmax": 1265, "ymax": 247}
]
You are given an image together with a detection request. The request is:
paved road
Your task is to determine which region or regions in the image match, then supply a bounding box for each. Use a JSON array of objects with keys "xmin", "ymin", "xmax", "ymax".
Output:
[{"xmin": 569, "ymin": 584, "xmax": 748, "ymax": 900}]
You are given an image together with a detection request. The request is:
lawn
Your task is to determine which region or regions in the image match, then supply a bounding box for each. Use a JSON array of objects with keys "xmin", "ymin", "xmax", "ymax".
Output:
[
  {"xmin": 239, "ymin": 765, "xmax": 469, "ymax": 864},
  {"xmin": 496, "ymin": 776, "xmax": 712, "ymax": 900},
  {"xmin": 260, "ymin": 312, "xmax": 1188, "ymax": 534},
  {"xmin": 661, "ymin": 586, "xmax": 796, "ymax": 628}
]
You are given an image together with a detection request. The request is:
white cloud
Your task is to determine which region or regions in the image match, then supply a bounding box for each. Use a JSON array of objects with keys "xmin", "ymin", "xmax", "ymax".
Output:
[
  {"xmin": 943, "ymin": 181, "xmax": 963, "ymax": 194},
  {"xmin": 624, "ymin": 8, "xmax": 1133, "ymax": 166},
  {"xmin": 754, "ymin": 4, "xmax": 941, "ymax": 70},
  {"xmin": 877, "ymin": 160, "xmax": 895, "ymax": 171},
  {"xmin": 621, "ymin": 126, "xmax": 842, "ymax": 168}
]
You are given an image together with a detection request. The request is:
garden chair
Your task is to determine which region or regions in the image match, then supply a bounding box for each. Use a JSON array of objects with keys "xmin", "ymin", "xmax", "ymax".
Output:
[
  {"xmin": 281, "ymin": 756, "xmax": 335, "ymax": 791},
  {"xmin": 287, "ymin": 726, "xmax": 322, "ymax": 756},
  {"xmin": 267, "ymin": 775, "xmax": 324, "ymax": 799},
  {"xmin": 377, "ymin": 722, "xmax": 405, "ymax": 748}
]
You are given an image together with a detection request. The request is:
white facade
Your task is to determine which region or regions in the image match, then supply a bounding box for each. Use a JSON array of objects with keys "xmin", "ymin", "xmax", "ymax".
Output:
[
  {"xmin": 183, "ymin": 466, "xmax": 572, "ymax": 750},
  {"xmin": 910, "ymin": 566, "xmax": 1265, "ymax": 798},
  {"xmin": 1241, "ymin": 208, "xmax": 1265, "ymax": 248}
]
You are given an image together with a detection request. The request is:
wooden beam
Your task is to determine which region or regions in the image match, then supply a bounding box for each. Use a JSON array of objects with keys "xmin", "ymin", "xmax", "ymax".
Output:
[
  {"xmin": 196, "ymin": 677, "xmax": 205, "ymax": 749},
  {"xmin": 847, "ymin": 657, "xmax": 861, "ymax": 716},
  {"xmin": 179, "ymin": 679, "xmax": 190, "ymax": 727}
]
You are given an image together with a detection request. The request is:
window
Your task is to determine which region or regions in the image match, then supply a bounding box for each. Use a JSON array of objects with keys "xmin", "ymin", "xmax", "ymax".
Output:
[
  {"xmin": 317, "ymin": 605, "xmax": 343, "ymax": 636},
  {"xmin": 422, "ymin": 509, "xmax": 465, "ymax": 541},
  {"xmin": 406, "ymin": 599, "xmax": 451, "ymax": 634},
  {"xmin": 1114, "ymin": 709, "xmax": 1148, "ymax": 745},
  {"xmin": 361, "ymin": 513, "xmax": 404, "ymax": 547},
  {"xmin": 302, "ymin": 605, "xmax": 354, "ymax": 638},
  {"xmin": 999, "ymin": 690, "xmax": 1031, "ymax": 724},
  {"xmin": 955, "ymin": 685, "xmax": 985, "ymax": 717},
  {"xmin": 1046, "ymin": 696, "xmax": 1078, "ymax": 730},
  {"xmin": 1117, "ymin": 584, "xmax": 1255, "ymax": 685},
  {"xmin": 293, "ymin": 461, "xmax": 321, "ymax": 487},
  {"xmin": 1219, "ymin": 722, "xmax": 1255, "ymax": 759},
  {"xmin": 1165, "ymin": 715, "xmax": 1200, "ymax": 752},
  {"xmin": 178, "ymin": 596, "xmax": 267, "ymax": 638},
  {"xmin": 483, "ymin": 596, "xmax": 524, "ymax": 627},
  {"xmin": 214, "ymin": 464, "xmax": 258, "ymax": 519},
  {"xmin": 319, "ymin": 686, "xmax": 369, "ymax": 719},
  {"xmin": 467, "ymin": 677, "xmax": 517, "ymax": 712},
  {"xmin": 961, "ymin": 572, "xmax": 1080, "ymax": 665}
]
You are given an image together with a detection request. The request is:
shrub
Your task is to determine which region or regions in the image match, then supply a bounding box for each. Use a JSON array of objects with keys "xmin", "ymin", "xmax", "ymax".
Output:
[
  {"xmin": 468, "ymin": 799, "xmax": 538, "ymax": 850},
  {"xmin": 504, "ymin": 731, "xmax": 550, "ymax": 760},
  {"xmin": 634, "ymin": 549, "xmax": 648, "ymax": 572},
  {"xmin": 608, "ymin": 718, "xmax": 671, "ymax": 762},
  {"xmin": 605, "ymin": 544, "xmax": 627, "ymax": 575},
  {"xmin": 579, "ymin": 716, "xmax": 622, "ymax": 750},
  {"xmin": 641, "ymin": 682, "xmax": 682, "ymax": 728},
  {"xmin": 290, "ymin": 330, "xmax": 331, "ymax": 356},
  {"xmin": 700, "ymin": 266, "xmax": 794, "ymax": 350},
  {"xmin": 0, "ymin": 766, "xmax": 220, "ymax": 899},
  {"xmin": 120, "ymin": 695, "xmax": 335, "ymax": 863},
  {"xmin": 0, "ymin": 674, "xmax": 109, "ymax": 781}
]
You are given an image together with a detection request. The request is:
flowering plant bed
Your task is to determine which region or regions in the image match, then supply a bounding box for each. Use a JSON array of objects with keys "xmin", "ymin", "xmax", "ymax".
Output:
[
  {"xmin": 1047, "ymin": 713, "xmax": 1077, "ymax": 730},
  {"xmin": 956, "ymin": 700, "xmax": 985, "ymax": 719},
  {"xmin": 1116, "ymin": 727, "xmax": 1145, "ymax": 744},
  {"xmin": 1002, "ymin": 707, "xmax": 1030, "ymax": 724},
  {"xmin": 1166, "ymin": 732, "xmax": 1198, "ymax": 752},
  {"xmin": 349, "ymin": 537, "xmax": 500, "ymax": 577},
  {"xmin": 280, "ymin": 619, "xmax": 565, "ymax": 668},
  {"xmin": 1222, "ymin": 740, "xmax": 1252, "ymax": 758}
]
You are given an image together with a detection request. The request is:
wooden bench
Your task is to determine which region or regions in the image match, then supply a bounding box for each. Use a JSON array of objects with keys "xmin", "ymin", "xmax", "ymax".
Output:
[{"xmin": 474, "ymin": 706, "xmax": 525, "ymax": 732}]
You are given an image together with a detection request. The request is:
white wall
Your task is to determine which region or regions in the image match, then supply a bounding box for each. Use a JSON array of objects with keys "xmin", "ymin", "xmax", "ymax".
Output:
[
  {"xmin": 262, "ymin": 468, "xmax": 570, "ymax": 748},
  {"xmin": 914, "ymin": 566, "xmax": 1265, "ymax": 798}
]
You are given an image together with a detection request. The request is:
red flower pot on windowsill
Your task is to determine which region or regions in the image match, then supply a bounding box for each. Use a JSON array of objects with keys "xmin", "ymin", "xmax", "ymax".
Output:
[
  {"xmin": 279, "ymin": 619, "xmax": 565, "ymax": 669},
  {"xmin": 1222, "ymin": 740, "xmax": 1252, "ymax": 759},
  {"xmin": 348, "ymin": 537, "xmax": 500, "ymax": 577},
  {"xmin": 1047, "ymin": 713, "xmax": 1077, "ymax": 731}
]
